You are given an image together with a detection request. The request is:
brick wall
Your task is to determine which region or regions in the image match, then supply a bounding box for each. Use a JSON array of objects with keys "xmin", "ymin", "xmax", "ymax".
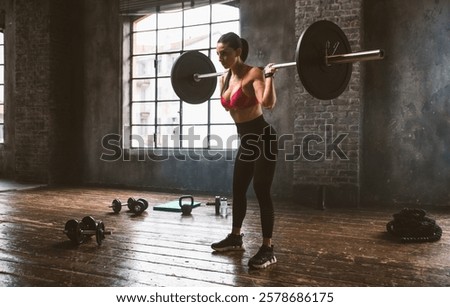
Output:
[
  {"xmin": 14, "ymin": 0, "xmax": 51, "ymax": 182},
  {"xmin": 294, "ymin": 0, "xmax": 362, "ymax": 206},
  {"xmin": 5, "ymin": 0, "xmax": 82, "ymax": 183}
]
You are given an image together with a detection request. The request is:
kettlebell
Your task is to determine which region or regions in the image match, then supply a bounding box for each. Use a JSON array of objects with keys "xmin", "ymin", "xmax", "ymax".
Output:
[{"xmin": 179, "ymin": 195, "xmax": 194, "ymax": 216}]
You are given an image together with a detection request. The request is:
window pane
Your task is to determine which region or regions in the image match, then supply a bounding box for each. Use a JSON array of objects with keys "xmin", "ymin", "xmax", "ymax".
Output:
[
  {"xmin": 133, "ymin": 31, "xmax": 156, "ymax": 54},
  {"xmin": 157, "ymin": 125, "xmax": 180, "ymax": 148},
  {"xmin": 158, "ymin": 10, "xmax": 182, "ymax": 29},
  {"xmin": 157, "ymin": 53, "xmax": 178, "ymax": 77},
  {"xmin": 210, "ymin": 125, "xmax": 238, "ymax": 149},
  {"xmin": 212, "ymin": 4, "xmax": 240, "ymax": 23},
  {"xmin": 182, "ymin": 102, "xmax": 208, "ymax": 125},
  {"xmin": 157, "ymin": 77, "xmax": 179, "ymax": 100},
  {"xmin": 182, "ymin": 125, "xmax": 208, "ymax": 148},
  {"xmin": 135, "ymin": 15, "xmax": 156, "ymax": 31},
  {"xmin": 184, "ymin": 6, "xmax": 210, "ymax": 26},
  {"xmin": 131, "ymin": 102, "xmax": 155, "ymax": 125},
  {"xmin": 210, "ymin": 55, "xmax": 226, "ymax": 85},
  {"xmin": 211, "ymin": 78, "xmax": 221, "ymax": 99},
  {"xmin": 210, "ymin": 99, "xmax": 234, "ymax": 124},
  {"xmin": 183, "ymin": 25, "xmax": 210, "ymax": 51},
  {"xmin": 158, "ymin": 28, "xmax": 182, "ymax": 52},
  {"xmin": 0, "ymin": 105, "xmax": 3, "ymax": 124},
  {"xmin": 0, "ymin": 33, "xmax": 4, "ymax": 144},
  {"xmin": 157, "ymin": 101, "xmax": 180, "ymax": 125},
  {"xmin": 132, "ymin": 79, "xmax": 155, "ymax": 101},
  {"xmin": 131, "ymin": 126, "xmax": 155, "ymax": 148},
  {"xmin": 133, "ymin": 55, "xmax": 155, "ymax": 78},
  {"xmin": 211, "ymin": 21, "xmax": 240, "ymax": 47}
]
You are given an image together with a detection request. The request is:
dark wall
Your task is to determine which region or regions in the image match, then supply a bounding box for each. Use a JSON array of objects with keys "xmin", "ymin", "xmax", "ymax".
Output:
[
  {"xmin": 362, "ymin": 0, "xmax": 450, "ymax": 206},
  {"xmin": 0, "ymin": 0, "xmax": 83, "ymax": 184}
]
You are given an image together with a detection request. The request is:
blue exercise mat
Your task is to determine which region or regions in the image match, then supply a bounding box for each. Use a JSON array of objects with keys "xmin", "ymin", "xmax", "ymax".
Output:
[{"xmin": 153, "ymin": 200, "xmax": 201, "ymax": 212}]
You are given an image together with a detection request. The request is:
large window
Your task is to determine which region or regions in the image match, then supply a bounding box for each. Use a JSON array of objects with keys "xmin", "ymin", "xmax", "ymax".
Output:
[
  {"xmin": 126, "ymin": 3, "xmax": 240, "ymax": 149},
  {"xmin": 0, "ymin": 32, "xmax": 4, "ymax": 143}
]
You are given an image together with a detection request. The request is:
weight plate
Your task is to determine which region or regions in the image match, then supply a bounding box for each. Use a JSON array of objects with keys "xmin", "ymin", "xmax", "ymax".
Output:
[
  {"xmin": 127, "ymin": 197, "xmax": 136, "ymax": 210},
  {"xmin": 111, "ymin": 198, "xmax": 122, "ymax": 213},
  {"xmin": 132, "ymin": 201, "xmax": 145, "ymax": 214},
  {"xmin": 64, "ymin": 219, "xmax": 83, "ymax": 244},
  {"xmin": 296, "ymin": 20, "xmax": 352, "ymax": 100},
  {"xmin": 137, "ymin": 198, "xmax": 148, "ymax": 210},
  {"xmin": 96, "ymin": 221, "xmax": 106, "ymax": 246},
  {"xmin": 171, "ymin": 51, "xmax": 217, "ymax": 104},
  {"xmin": 81, "ymin": 216, "xmax": 97, "ymax": 238}
]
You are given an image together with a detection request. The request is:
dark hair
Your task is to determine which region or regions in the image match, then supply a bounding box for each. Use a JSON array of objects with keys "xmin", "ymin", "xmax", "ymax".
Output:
[
  {"xmin": 217, "ymin": 32, "xmax": 249, "ymax": 94},
  {"xmin": 217, "ymin": 32, "xmax": 249, "ymax": 62}
]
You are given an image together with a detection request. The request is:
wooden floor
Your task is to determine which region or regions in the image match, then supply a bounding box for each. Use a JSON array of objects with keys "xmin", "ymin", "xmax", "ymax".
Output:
[{"xmin": 0, "ymin": 184, "xmax": 449, "ymax": 287}]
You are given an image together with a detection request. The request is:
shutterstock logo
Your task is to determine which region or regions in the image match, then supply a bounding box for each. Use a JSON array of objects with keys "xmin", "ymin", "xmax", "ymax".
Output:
[{"xmin": 100, "ymin": 124, "xmax": 349, "ymax": 162}]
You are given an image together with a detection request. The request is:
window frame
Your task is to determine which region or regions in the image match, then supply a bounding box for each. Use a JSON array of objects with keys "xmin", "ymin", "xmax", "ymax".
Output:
[
  {"xmin": 122, "ymin": 3, "xmax": 240, "ymax": 151},
  {"xmin": 0, "ymin": 31, "xmax": 4, "ymax": 144}
]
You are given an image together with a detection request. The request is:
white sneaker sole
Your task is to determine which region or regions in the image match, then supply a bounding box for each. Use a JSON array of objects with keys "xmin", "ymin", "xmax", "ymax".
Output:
[
  {"xmin": 212, "ymin": 245, "xmax": 245, "ymax": 252},
  {"xmin": 249, "ymin": 256, "xmax": 277, "ymax": 269}
]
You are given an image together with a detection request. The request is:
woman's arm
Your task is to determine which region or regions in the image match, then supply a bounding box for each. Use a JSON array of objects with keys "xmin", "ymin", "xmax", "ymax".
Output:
[{"xmin": 252, "ymin": 65, "xmax": 277, "ymax": 109}]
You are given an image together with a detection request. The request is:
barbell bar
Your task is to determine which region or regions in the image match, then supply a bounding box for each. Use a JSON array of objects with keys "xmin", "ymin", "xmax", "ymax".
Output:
[
  {"xmin": 326, "ymin": 49, "xmax": 385, "ymax": 65},
  {"xmin": 193, "ymin": 61, "xmax": 298, "ymax": 81},
  {"xmin": 171, "ymin": 20, "xmax": 385, "ymax": 103}
]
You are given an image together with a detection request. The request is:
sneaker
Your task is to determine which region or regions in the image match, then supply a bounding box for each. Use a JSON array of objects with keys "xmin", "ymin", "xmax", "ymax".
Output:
[
  {"xmin": 248, "ymin": 245, "xmax": 277, "ymax": 269},
  {"xmin": 211, "ymin": 233, "xmax": 244, "ymax": 252}
]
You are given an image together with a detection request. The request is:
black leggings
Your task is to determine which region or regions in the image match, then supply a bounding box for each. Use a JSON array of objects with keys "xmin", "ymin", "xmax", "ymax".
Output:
[{"xmin": 232, "ymin": 115, "xmax": 278, "ymax": 238}]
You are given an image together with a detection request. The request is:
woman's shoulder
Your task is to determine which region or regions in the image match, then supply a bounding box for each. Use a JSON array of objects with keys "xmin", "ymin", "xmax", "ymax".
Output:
[{"xmin": 245, "ymin": 65, "xmax": 264, "ymax": 79}]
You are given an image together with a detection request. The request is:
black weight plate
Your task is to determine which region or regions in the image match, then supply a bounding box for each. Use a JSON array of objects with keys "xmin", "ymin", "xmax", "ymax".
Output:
[
  {"xmin": 81, "ymin": 216, "xmax": 97, "ymax": 238},
  {"xmin": 127, "ymin": 197, "xmax": 136, "ymax": 210},
  {"xmin": 132, "ymin": 201, "xmax": 145, "ymax": 214},
  {"xmin": 296, "ymin": 20, "xmax": 352, "ymax": 100},
  {"xmin": 171, "ymin": 51, "xmax": 217, "ymax": 104},
  {"xmin": 111, "ymin": 198, "xmax": 122, "ymax": 213},
  {"xmin": 64, "ymin": 219, "xmax": 83, "ymax": 244},
  {"xmin": 96, "ymin": 221, "xmax": 106, "ymax": 246},
  {"xmin": 137, "ymin": 198, "xmax": 148, "ymax": 210}
]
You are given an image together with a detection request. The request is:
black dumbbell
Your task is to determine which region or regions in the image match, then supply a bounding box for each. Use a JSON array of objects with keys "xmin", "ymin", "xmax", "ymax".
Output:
[
  {"xmin": 63, "ymin": 216, "xmax": 112, "ymax": 245},
  {"xmin": 129, "ymin": 197, "xmax": 149, "ymax": 214},
  {"xmin": 109, "ymin": 198, "xmax": 148, "ymax": 214}
]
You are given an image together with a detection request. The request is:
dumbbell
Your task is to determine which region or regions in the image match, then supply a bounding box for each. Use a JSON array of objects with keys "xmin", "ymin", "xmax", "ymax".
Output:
[
  {"xmin": 109, "ymin": 197, "xmax": 149, "ymax": 214},
  {"xmin": 63, "ymin": 216, "xmax": 112, "ymax": 245}
]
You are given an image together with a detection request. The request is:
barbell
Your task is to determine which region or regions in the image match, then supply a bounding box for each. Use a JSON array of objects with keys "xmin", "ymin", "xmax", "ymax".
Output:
[{"xmin": 170, "ymin": 20, "xmax": 384, "ymax": 103}]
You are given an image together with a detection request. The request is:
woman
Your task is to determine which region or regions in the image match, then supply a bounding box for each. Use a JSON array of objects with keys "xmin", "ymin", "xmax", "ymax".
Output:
[{"xmin": 211, "ymin": 32, "xmax": 278, "ymax": 269}]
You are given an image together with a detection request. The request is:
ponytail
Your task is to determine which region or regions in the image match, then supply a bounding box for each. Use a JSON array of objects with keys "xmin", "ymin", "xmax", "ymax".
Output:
[{"xmin": 240, "ymin": 38, "xmax": 249, "ymax": 62}]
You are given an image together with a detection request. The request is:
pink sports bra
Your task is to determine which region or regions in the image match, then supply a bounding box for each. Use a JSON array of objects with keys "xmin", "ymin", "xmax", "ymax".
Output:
[{"xmin": 221, "ymin": 87, "xmax": 259, "ymax": 110}]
